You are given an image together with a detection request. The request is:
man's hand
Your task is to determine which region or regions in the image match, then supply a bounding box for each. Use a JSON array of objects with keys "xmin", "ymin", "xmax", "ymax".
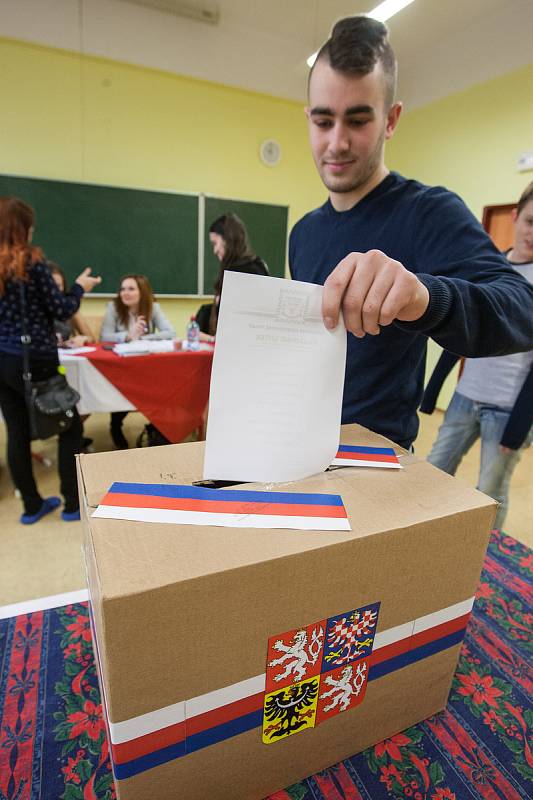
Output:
[
  {"xmin": 322, "ymin": 250, "xmax": 430, "ymax": 337},
  {"xmin": 75, "ymin": 267, "xmax": 102, "ymax": 293}
]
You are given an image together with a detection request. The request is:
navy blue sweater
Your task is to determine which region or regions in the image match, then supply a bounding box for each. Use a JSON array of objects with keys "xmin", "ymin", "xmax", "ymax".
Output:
[
  {"xmin": 289, "ymin": 172, "xmax": 533, "ymax": 448},
  {"xmin": 0, "ymin": 261, "xmax": 84, "ymax": 360}
]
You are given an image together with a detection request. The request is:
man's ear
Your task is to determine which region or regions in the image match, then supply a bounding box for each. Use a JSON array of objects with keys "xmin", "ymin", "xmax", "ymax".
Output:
[
  {"xmin": 385, "ymin": 102, "xmax": 402, "ymax": 140},
  {"xmin": 304, "ymin": 106, "xmax": 311, "ymax": 120},
  {"xmin": 511, "ymin": 207, "xmax": 518, "ymax": 224}
]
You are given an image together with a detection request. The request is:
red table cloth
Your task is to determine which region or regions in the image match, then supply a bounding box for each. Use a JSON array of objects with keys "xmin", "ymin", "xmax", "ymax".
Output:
[{"xmin": 84, "ymin": 344, "xmax": 213, "ymax": 443}]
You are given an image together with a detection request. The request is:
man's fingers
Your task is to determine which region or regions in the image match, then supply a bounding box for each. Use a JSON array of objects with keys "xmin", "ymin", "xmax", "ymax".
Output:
[
  {"xmin": 341, "ymin": 261, "xmax": 377, "ymax": 337},
  {"xmin": 322, "ymin": 255, "xmax": 359, "ymax": 330},
  {"xmin": 322, "ymin": 250, "xmax": 427, "ymax": 335},
  {"xmin": 378, "ymin": 279, "xmax": 414, "ymax": 326},
  {"xmin": 359, "ymin": 271, "xmax": 395, "ymax": 334},
  {"xmin": 340, "ymin": 251, "xmax": 394, "ymax": 336}
]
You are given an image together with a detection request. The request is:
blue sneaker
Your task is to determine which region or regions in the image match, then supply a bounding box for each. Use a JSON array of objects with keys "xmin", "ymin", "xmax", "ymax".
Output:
[
  {"xmin": 61, "ymin": 509, "xmax": 81, "ymax": 522},
  {"xmin": 20, "ymin": 496, "xmax": 61, "ymax": 525}
]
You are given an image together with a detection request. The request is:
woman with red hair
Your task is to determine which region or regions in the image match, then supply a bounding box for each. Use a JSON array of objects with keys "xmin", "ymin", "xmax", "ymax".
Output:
[{"xmin": 0, "ymin": 196, "xmax": 101, "ymax": 523}]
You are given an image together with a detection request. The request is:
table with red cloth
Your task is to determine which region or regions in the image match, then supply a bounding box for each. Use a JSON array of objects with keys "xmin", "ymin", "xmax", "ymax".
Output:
[{"xmin": 61, "ymin": 343, "xmax": 214, "ymax": 443}]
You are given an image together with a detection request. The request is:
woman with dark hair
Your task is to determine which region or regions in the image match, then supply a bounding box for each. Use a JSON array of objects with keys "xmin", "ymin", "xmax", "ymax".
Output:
[
  {"xmin": 49, "ymin": 262, "xmax": 95, "ymax": 346},
  {"xmin": 100, "ymin": 274, "xmax": 175, "ymax": 448},
  {"xmin": 196, "ymin": 213, "xmax": 268, "ymax": 337},
  {"xmin": 0, "ymin": 196, "xmax": 101, "ymax": 523}
]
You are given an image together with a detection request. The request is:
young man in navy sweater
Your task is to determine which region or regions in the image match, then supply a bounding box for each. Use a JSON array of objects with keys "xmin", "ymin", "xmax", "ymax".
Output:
[{"xmin": 289, "ymin": 16, "xmax": 533, "ymax": 449}]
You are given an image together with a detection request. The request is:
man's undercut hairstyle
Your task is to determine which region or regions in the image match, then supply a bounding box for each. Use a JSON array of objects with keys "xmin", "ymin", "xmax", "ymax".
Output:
[
  {"xmin": 311, "ymin": 16, "xmax": 397, "ymax": 108},
  {"xmin": 517, "ymin": 181, "xmax": 533, "ymax": 216}
]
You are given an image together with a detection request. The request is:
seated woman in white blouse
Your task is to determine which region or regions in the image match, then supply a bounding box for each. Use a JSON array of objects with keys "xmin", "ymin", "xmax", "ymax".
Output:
[
  {"xmin": 100, "ymin": 274, "xmax": 175, "ymax": 343},
  {"xmin": 100, "ymin": 274, "xmax": 175, "ymax": 448}
]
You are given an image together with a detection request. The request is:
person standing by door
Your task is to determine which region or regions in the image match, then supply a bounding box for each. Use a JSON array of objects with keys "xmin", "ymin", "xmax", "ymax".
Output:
[{"xmin": 422, "ymin": 182, "xmax": 533, "ymax": 529}]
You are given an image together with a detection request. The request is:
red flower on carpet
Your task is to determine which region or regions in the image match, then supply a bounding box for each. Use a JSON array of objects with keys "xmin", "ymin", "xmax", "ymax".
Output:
[
  {"xmin": 457, "ymin": 671, "xmax": 503, "ymax": 707},
  {"xmin": 482, "ymin": 708, "xmax": 504, "ymax": 732},
  {"xmin": 379, "ymin": 764, "xmax": 405, "ymax": 789},
  {"xmin": 475, "ymin": 582, "xmax": 493, "ymax": 600},
  {"xmin": 374, "ymin": 733, "xmax": 412, "ymax": 761},
  {"xmin": 61, "ymin": 748, "xmax": 85, "ymax": 784},
  {"xmin": 66, "ymin": 614, "xmax": 91, "ymax": 642},
  {"xmin": 518, "ymin": 553, "xmax": 533, "ymax": 571},
  {"xmin": 67, "ymin": 700, "xmax": 104, "ymax": 741},
  {"xmin": 64, "ymin": 641, "xmax": 83, "ymax": 660},
  {"xmin": 431, "ymin": 789, "xmax": 456, "ymax": 799}
]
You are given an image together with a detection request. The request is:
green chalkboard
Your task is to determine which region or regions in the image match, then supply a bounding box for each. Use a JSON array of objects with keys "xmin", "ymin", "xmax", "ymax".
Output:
[
  {"xmin": 0, "ymin": 175, "xmax": 199, "ymax": 295},
  {"xmin": 203, "ymin": 196, "xmax": 288, "ymax": 294}
]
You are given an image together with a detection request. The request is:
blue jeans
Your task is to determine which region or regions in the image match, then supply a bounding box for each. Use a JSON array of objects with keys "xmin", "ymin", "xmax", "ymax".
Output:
[{"xmin": 427, "ymin": 392, "xmax": 531, "ymax": 530}]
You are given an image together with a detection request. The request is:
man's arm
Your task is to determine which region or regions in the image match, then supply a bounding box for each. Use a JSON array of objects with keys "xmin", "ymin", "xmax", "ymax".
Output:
[{"xmin": 321, "ymin": 188, "xmax": 533, "ymax": 357}]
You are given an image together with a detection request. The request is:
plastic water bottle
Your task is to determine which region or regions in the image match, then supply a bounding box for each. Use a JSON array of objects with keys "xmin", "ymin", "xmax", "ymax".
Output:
[{"xmin": 186, "ymin": 315, "xmax": 200, "ymax": 351}]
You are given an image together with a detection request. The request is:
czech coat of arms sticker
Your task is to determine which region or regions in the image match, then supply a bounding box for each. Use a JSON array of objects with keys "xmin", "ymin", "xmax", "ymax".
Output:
[{"xmin": 262, "ymin": 602, "xmax": 380, "ymax": 743}]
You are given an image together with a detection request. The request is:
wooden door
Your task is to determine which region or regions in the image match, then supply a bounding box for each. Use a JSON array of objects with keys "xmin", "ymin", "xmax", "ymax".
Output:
[{"xmin": 482, "ymin": 203, "xmax": 516, "ymax": 250}]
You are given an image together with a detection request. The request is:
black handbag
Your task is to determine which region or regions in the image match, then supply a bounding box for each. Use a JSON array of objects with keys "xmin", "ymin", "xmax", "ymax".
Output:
[{"xmin": 19, "ymin": 281, "xmax": 81, "ymax": 440}]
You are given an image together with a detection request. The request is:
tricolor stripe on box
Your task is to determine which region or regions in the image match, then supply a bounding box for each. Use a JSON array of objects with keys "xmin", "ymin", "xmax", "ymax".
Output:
[
  {"xmin": 102, "ymin": 596, "xmax": 474, "ymax": 780},
  {"xmin": 332, "ymin": 445, "xmax": 401, "ymax": 469},
  {"xmin": 92, "ymin": 483, "xmax": 351, "ymax": 531}
]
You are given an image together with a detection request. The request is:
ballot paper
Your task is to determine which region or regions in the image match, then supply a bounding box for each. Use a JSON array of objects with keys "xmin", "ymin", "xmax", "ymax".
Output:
[
  {"xmin": 113, "ymin": 340, "xmax": 175, "ymax": 355},
  {"xmin": 203, "ymin": 272, "xmax": 347, "ymax": 483}
]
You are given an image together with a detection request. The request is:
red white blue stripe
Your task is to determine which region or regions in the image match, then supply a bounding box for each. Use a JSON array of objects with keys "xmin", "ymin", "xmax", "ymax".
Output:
[
  {"xmin": 332, "ymin": 445, "xmax": 401, "ymax": 469},
  {"xmin": 92, "ymin": 482, "xmax": 351, "ymax": 531},
  {"xmin": 97, "ymin": 596, "xmax": 474, "ymax": 781}
]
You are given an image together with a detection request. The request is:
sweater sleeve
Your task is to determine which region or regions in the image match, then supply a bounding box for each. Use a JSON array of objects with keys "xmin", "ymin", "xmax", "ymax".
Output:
[
  {"xmin": 32, "ymin": 262, "xmax": 84, "ymax": 320},
  {"xmin": 100, "ymin": 303, "xmax": 127, "ymax": 342},
  {"xmin": 419, "ymin": 350, "xmax": 460, "ymax": 414},
  {"xmin": 143, "ymin": 304, "xmax": 176, "ymax": 340},
  {"xmin": 395, "ymin": 188, "xmax": 533, "ymax": 357},
  {"xmin": 500, "ymin": 365, "xmax": 533, "ymax": 450}
]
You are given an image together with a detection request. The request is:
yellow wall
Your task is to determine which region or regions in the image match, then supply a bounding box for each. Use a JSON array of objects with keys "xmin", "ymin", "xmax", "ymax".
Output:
[
  {"xmin": 388, "ymin": 63, "xmax": 533, "ymax": 216},
  {"xmin": 0, "ymin": 36, "xmax": 325, "ymax": 335},
  {"xmin": 1, "ymin": 38, "xmax": 531, "ymax": 401}
]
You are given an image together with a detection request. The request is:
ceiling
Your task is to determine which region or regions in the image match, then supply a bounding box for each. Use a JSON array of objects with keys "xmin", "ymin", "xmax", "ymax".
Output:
[
  {"xmin": 119, "ymin": 0, "xmax": 533, "ymax": 108},
  {"xmin": 2, "ymin": 0, "xmax": 533, "ymax": 110}
]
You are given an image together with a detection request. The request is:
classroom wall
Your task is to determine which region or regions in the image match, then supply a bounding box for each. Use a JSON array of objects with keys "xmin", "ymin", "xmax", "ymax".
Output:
[
  {"xmin": 0, "ymin": 36, "xmax": 325, "ymax": 335},
  {"xmin": 388, "ymin": 62, "xmax": 533, "ymax": 215}
]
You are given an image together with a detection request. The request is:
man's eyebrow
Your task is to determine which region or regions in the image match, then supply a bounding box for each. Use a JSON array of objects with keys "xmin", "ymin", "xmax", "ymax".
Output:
[
  {"xmin": 345, "ymin": 105, "xmax": 374, "ymax": 116},
  {"xmin": 309, "ymin": 104, "xmax": 375, "ymax": 117}
]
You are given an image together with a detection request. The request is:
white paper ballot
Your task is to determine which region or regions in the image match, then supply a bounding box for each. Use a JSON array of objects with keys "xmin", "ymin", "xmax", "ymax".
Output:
[{"xmin": 203, "ymin": 272, "xmax": 347, "ymax": 483}]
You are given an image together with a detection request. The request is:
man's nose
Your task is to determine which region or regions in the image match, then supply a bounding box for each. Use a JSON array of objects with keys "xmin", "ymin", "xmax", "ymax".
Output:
[{"xmin": 329, "ymin": 123, "xmax": 350, "ymax": 153}]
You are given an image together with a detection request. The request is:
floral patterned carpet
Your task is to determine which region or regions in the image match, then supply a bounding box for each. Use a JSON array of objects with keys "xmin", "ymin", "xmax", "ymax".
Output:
[{"xmin": 0, "ymin": 530, "xmax": 531, "ymax": 800}]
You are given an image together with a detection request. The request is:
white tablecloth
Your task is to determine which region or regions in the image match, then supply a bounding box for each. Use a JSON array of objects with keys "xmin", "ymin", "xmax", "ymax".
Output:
[{"xmin": 60, "ymin": 353, "xmax": 134, "ymax": 414}]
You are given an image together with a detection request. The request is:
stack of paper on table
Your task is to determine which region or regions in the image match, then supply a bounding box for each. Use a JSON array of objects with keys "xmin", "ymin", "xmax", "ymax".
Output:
[{"xmin": 113, "ymin": 340, "xmax": 175, "ymax": 356}]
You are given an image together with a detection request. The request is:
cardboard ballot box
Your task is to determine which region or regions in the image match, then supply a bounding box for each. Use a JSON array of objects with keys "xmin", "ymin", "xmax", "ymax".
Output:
[{"xmin": 78, "ymin": 424, "xmax": 496, "ymax": 800}]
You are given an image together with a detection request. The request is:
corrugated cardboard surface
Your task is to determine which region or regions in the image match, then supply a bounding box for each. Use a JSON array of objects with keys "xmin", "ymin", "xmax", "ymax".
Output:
[{"xmin": 79, "ymin": 424, "xmax": 496, "ymax": 799}]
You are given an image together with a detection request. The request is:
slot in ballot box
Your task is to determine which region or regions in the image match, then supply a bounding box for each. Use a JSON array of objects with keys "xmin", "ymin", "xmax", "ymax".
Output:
[{"xmin": 78, "ymin": 423, "xmax": 496, "ymax": 800}]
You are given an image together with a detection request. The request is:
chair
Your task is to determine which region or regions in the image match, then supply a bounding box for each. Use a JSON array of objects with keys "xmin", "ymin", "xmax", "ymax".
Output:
[{"xmin": 81, "ymin": 314, "xmax": 103, "ymax": 342}]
